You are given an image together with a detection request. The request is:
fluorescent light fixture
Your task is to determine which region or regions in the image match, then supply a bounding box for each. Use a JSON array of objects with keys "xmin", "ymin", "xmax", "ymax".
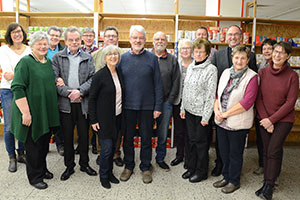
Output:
[{"xmin": 65, "ymin": 0, "xmax": 92, "ymax": 13}]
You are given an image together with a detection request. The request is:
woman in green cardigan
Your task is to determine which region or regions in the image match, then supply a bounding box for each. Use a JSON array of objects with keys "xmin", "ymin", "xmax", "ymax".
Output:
[{"xmin": 10, "ymin": 31, "xmax": 60, "ymax": 190}]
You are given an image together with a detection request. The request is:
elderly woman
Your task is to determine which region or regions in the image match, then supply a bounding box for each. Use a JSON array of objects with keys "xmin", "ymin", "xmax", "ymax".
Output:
[
  {"xmin": 0, "ymin": 23, "xmax": 31, "ymax": 172},
  {"xmin": 89, "ymin": 45, "xmax": 123, "ymax": 189},
  {"xmin": 180, "ymin": 39, "xmax": 217, "ymax": 183},
  {"xmin": 213, "ymin": 45, "xmax": 258, "ymax": 193},
  {"xmin": 10, "ymin": 31, "xmax": 60, "ymax": 190},
  {"xmin": 255, "ymin": 41, "xmax": 298, "ymax": 200},
  {"xmin": 254, "ymin": 38, "xmax": 277, "ymax": 175},
  {"xmin": 171, "ymin": 39, "xmax": 193, "ymax": 168}
]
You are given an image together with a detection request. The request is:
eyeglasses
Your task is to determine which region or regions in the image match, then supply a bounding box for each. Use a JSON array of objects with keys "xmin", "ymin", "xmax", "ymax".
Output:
[
  {"xmin": 181, "ymin": 47, "xmax": 192, "ymax": 51},
  {"xmin": 83, "ymin": 34, "xmax": 95, "ymax": 38},
  {"xmin": 194, "ymin": 50, "xmax": 207, "ymax": 54},
  {"xmin": 11, "ymin": 29, "xmax": 22, "ymax": 35},
  {"xmin": 104, "ymin": 35, "xmax": 118, "ymax": 38},
  {"xmin": 227, "ymin": 33, "xmax": 241, "ymax": 37},
  {"xmin": 107, "ymin": 52, "xmax": 119, "ymax": 57},
  {"xmin": 154, "ymin": 38, "xmax": 166, "ymax": 42},
  {"xmin": 131, "ymin": 36, "xmax": 145, "ymax": 40},
  {"xmin": 49, "ymin": 34, "xmax": 60, "ymax": 38},
  {"xmin": 67, "ymin": 38, "xmax": 80, "ymax": 42},
  {"xmin": 273, "ymin": 50, "xmax": 287, "ymax": 56}
]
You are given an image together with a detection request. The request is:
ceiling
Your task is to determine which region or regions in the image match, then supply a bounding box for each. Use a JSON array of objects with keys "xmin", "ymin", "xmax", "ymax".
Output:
[{"xmin": 13, "ymin": 0, "xmax": 300, "ymax": 21}]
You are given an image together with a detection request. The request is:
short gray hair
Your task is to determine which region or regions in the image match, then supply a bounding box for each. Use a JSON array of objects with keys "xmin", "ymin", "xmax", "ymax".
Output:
[
  {"xmin": 47, "ymin": 26, "xmax": 63, "ymax": 36},
  {"xmin": 104, "ymin": 26, "xmax": 119, "ymax": 37},
  {"xmin": 83, "ymin": 27, "xmax": 95, "ymax": 36},
  {"xmin": 28, "ymin": 31, "xmax": 50, "ymax": 46},
  {"xmin": 129, "ymin": 25, "xmax": 146, "ymax": 38},
  {"xmin": 101, "ymin": 45, "xmax": 121, "ymax": 66},
  {"xmin": 178, "ymin": 39, "xmax": 193, "ymax": 50},
  {"xmin": 153, "ymin": 32, "xmax": 167, "ymax": 40},
  {"xmin": 64, "ymin": 26, "xmax": 82, "ymax": 40}
]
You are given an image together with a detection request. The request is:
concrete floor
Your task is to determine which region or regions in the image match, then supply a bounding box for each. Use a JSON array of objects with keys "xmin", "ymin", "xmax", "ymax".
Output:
[{"xmin": 0, "ymin": 136, "xmax": 299, "ymax": 200}]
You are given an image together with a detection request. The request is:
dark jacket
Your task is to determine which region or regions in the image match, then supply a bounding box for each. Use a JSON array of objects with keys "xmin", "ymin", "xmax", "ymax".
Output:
[
  {"xmin": 88, "ymin": 66, "xmax": 123, "ymax": 139},
  {"xmin": 58, "ymin": 43, "xmax": 64, "ymax": 51}
]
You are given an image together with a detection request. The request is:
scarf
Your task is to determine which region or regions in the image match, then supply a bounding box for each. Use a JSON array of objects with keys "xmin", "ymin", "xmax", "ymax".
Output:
[{"xmin": 227, "ymin": 65, "xmax": 248, "ymax": 93}]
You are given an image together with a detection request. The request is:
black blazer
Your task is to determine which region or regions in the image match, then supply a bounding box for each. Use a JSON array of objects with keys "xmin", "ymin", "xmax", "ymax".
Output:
[
  {"xmin": 211, "ymin": 47, "xmax": 258, "ymax": 79},
  {"xmin": 88, "ymin": 66, "xmax": 123, "ymax": 139}
]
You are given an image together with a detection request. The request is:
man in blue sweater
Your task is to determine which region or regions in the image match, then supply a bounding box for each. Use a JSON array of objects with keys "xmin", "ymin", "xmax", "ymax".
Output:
[{"xmin": 118, "ymin": 25, "xmax": 163, "ymax": 184}]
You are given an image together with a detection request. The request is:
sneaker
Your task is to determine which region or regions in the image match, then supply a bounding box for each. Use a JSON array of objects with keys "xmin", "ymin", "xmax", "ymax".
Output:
[
  {"xmin": 253, "ymin": 167, "xmax": 264, "ymax": 175},
  {"xmin": 120, "ymin": 169, "xmax": 133, "ymax": 182},
  {"xmin": 157, "ymin": 161, "xmax": 170, "ymax": 172},
  {"xmin": 142, "ymin": 170, "xmax": 152, "ymax": 184}
]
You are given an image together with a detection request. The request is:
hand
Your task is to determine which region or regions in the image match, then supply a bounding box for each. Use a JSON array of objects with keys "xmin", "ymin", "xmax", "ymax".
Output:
[
  {"xmin": 260, "ymin": 118, "xmax": 272, "ymax": 129},
  {"xmin": 22, "ymin": 112, "xmax": 32, "ymax": 126},
  {"xmin": 266, "ymin": 124, "xmax": 274, "ymax": 133},
  {"xmin": 4, "ymin": 72, "xmax": 14, "ymax": 81},
  {"xmin": 56, "ymin": 77, "xmax": 65, "ymax": 86},
  {"xmin": 221, "ymin": 112, "xmax": 229, "ymax": 119},
  {"xmin": 180, "ymin": 112, "xmax": 185, "ymax": 119},
  {"xmin": 153, "ymin": 111, "xmax": 161, "ymax": 119},
  {"xmin": 201, "ymin": 121, "xmax": 208, "ymax": 126},
  {"xmin": 214, "ymin": 108, "xmax": 224, "ymax": 123},
  {"xmin": 92, "ymin": 123, "xmax": 100, "ymax": 132},
  {"xmin": 68, "ymin": 89, "xmax": 81, "ymax": 101}
]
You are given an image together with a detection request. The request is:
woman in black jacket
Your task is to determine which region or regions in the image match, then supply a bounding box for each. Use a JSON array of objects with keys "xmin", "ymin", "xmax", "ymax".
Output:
[{"xmin": 89, "ymin": 45, "xmax": 123, "ymax": 189}]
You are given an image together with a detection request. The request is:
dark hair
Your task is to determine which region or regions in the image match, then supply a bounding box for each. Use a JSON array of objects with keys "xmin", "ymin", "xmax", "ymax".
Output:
[
  {"xmin": 227, "ymin": 25, "xmax": 242, "ymax": 35},
  {"xmin": 104, "ymin": 26, "xmax": 119, "ymax": 37},
  {"xmin": 232, "ymin": 45, "xmax": 250, "ymax": 59},
  {"xmin": 261, "ymin": 39, "xmax": 277, "ymax": 52},
  {"xmin": 5, "ymin": 23, "xmax": 27, "ymax": 45},
  {"xmin": 47, "ymin": 26, "xmax": 63, "ymax": 36},
  {"xmin": 193, "ymin": 39, "xmax": 211, "ymax": 56},
  {"xmin": 274, "ymin": 41, "xmax": 292, "ymax": 55},
  {"xmin": 197, "ymin": 26, "xmax": 209, "ymax": 36}
]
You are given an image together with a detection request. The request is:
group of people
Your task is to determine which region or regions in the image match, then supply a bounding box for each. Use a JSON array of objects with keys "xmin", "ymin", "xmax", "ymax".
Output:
[{"xmin": 0, "ymin": 22, "xmax": 298, "ymax": 200}]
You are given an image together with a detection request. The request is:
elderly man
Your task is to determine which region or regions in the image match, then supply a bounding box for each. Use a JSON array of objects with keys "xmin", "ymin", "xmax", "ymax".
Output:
[
  {"xmin": 211, "ymin": 25, "xmax": 257, "ymax": 177},
  {"xmin": 81, "ymin": 27, "xmax": 98, "ymax": 54},
  {"xmin": 195, "ymin": 26, "xmax": 217, "ymax": 60},
  {"xmin": 52, "ymin": 26, "xmax": 97, "ymax": 181},
  {"xmin": 152, "ymin": 32, "xmax": 180, "ymax": 171},
  {"xmin": 118, "ymin": 25, "xmax": 163, "ymax": 184},
  {"xmin": 92, "ymin": 26, "xmax": 126, "ymax": 167}
]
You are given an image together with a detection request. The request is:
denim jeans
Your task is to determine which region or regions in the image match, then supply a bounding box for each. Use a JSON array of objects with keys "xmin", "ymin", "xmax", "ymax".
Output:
[
  {"xmin": 155, "ymin": 101, "xmax": 173, "ymax": 163},
  {"xmin": 99, "ymin": 139, "xmax": 115, "ymax": 178},
  {"xmin": 1, "ymin": 89, "xmax": 24, "ymax": 155}
]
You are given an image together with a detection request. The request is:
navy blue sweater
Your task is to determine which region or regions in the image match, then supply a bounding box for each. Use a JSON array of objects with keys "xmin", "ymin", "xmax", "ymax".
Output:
[{"xmin": 118, "ymin": 50, "xmax": 163, "ymax": 112}]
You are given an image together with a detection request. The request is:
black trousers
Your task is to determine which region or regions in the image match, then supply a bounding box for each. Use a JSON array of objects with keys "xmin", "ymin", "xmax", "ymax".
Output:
[
  {"xmin": 25, "ymin": 127, "xmax": 51, "ymax": 185},
  {"xmin": 254, "ymin": 117, "xmax": 264, "ymax": 167},
  {"xmin": 185, "ymin": 111, "xmax": 210, "ymax": 176},
  {"xmin": 60, "ymin": 103, "xmax": 90, "ymax": 169}
]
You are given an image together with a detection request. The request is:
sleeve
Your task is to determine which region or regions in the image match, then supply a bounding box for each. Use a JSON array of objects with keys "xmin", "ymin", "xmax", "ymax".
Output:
[
  {"xmin": 167, "ymin": 57, "xmax": 181, "ymax": 104},
  {"xmin": 11, "ymin": 58, "xmax": 29, "ymax": 100},
  {"xmin": 79, "ymin": 56, "xmax": 95, "ymax": 96},
  {"xmin": 0, "ymin": 47, "xmax": 14, "ymax": 76},
  {"xmin": 255, "ymin": 70, "xmax": 269, "ymax": 119},
  {"xmin": 249, "ymin": 52, "xmax": 258, "ymax": 73},
  {"xmin": 211, "ymin": 51, "xmax": 217, "ymax": 66},
  {"xmin": 239, "ymin": 75, "xmax": 259, "ymax": 111},
  {"xmin": 153, "ymin": 57, "xmax": 163, "ymax": 112},
  {"xmin": 88, "ymin": 72, "xmax": 101, "ymax": 124}
]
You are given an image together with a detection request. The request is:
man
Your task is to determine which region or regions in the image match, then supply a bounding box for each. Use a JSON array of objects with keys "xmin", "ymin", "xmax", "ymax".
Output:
[
  {"xmin": 81, "ymin": 27, "xmax": 98, "ymax": 54},
  {"xmin": 47, "ymin": 26, "xmax": 64, "ymax": 157},
  {"xmin": 152, "ymin": 32, "xmax": 180, "ymax": 172},
  {"xmin": 52, "ymin": 26, "xmax": 97, "ymax": 181},
  {"xmin": 195, "ymin": 26, "xmax": 217, "ymax": 60},
  {"xmin": 211, "ymin": 25, "xmax": 257, "ymax": 176},
  {"xmin": 118, "ymin": 25, "xmax": 163, "ymax": 184},
  {"xmin": 92, "ymin": 26, "xmax": 126, "ymax": 167}
]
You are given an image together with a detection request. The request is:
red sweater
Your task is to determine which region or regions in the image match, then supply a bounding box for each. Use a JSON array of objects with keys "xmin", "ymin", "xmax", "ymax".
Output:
[{"xmin": 256, "ymin": 61, "xmax": 299, "ymax": 124}]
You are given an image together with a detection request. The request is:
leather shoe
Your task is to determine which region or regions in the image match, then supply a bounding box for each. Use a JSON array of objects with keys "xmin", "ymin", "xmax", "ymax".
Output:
[
  {"xmin": 60, "ymin": 168, "xmax": 75, "ymax": 181},
  {"xmin": 255, "ymin": 182, "xmax": 266, "ymax": 196},
  {"xmin": 213, "ymin": 179, "xmax": 229, "ymax": 188},
  {"xmin": 182, "ymin": 170, "xmax": 193, "ymax": 179},
  {"xmin": 31, "ymin": 181, "xmax": 48, "ymax": 190},
  {"xmin": 44, "ymin": 170, "xmax": 54, "ymax": 179},
  {"xmin": 100, "ymin": 178, "xmax": 111, "ymax": 189},
  {"xmin": 189, "ymin": 174, "xmax": 207, "ymax": 183},
  {"xmin": 109, "ymin": 173, "xmax": 120, "ymax": 184},
  {"xmin": 80, "ymin": 166, "xmax": 97, "ymax": 176},
  {"xmin": 211, "ymin": 165, "xmax": 222, "ymax": 177},
  {"xmin": 221, "ymin": 183, "xmax": 240, "ymax": 194},
  {"xmin": 114, "ymin": 157, "xmax": 124, "ymax": 167},
  {"xmin": 170, "ymin": 158, "xmax": 183, "ymax": 166}
]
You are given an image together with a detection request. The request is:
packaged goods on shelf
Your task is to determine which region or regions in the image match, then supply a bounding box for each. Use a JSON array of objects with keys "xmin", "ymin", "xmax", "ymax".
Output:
[
  {"xmin": 0, "ymin": 30, "xmax": 6, "ymax": 39},
  {"xmin": 295, "ymin": 97, "xmax": 300, "ymax": 111},
  {"xmin": 289, "ymin": 38, "xmax": 300, "ymax": 47},
  {"xmin": 177, "ymin": 30, "xmax": 184, "ymax": 40},
  {"xmin": 256, "ymin": 54, "xmax": 264, "ymax": 64},
  {"xmin": 27, "ymin": 26, "xmax": 89, "ymax": 39},
  {"xmin": 208, "ymin": 27, "xmax": 220, "ymax": 43},
  {"xmin": 243, "ymin": 32, "xmax": 250, "ymax": 44},
  {"xmin": 184, "ymin": 31, "xmax": 192, "ymax": 40},
  {"xmin": 166, "ymin": 34, "xmax": 171, "ymax": 42}
]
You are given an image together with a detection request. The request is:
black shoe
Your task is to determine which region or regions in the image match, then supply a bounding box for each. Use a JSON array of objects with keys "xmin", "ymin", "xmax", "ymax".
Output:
[
  {"xmin": 57, "ymin": 145, "xmax": 64, "ymax": 156},
  {"xmin": 74, "ymin": 146, "xmax": 79, "ymax": 155},
  {"xmin": 31, "ymin": 181, "xmax": 48, "ymax": 190},
  {"xmin": 114, "ymin": 157, "xmax": 124, "ymax": 167},
  {"xmin": 96, "ymin": 156, "xmax": 100, "ymax": 165},
  {"xmin": 255, "ymin": 182, "xmax": 266, "ymax": 196},
  {"xmin": 92, "ymin": 146, "xmax": 97, "ymax": 154},
  {"xmin": 157, "ymin": 161, "xmax": 170, "ymax": 172},
  {"xmin": 100, "ymin": 178, "xmax": 111, "ymax": 189},
  {"xmin": 80, "ymin": 165, "xmax": 97, "ymax": 176},
  {"xmin": 211, "ymin": 164, "xmax": 222, "ymax": 177},
  {"xmin": 8, "ymin": 155, "xmax": 17, "ymax": 173},
  {"xmin": 182, "ymin": 170, "xmax": 193, "ymax": 179},
  {"xmin": 170, "ymin": 158, "xmax": 183, "ymax": 166},
  {"xmin": 17, "ymin": 151, "xmax": 26, "ymax": 164},
  {"xmin": 109, "ymin": 173, "xmax": 120, "ymax": 184},
  {"xmin": 60, "ymin": 168, "xmax": 75, "ymax": 181},
  {"xmin": 44, "ymin": 170, "xmax": 54, "ymax": 179},
  {"xmin": 189, "ymin": 174, "xmax": 207, "ymax": 183},
  {"xmin": 260, "ymin": 183, "xmax": 273, "ymax": 200}
]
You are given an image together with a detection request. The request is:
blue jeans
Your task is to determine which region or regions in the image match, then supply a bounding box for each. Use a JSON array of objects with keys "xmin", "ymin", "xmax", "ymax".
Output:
[
  {"xmin": 155, "ymin": 101, "xmax": 173, "ymax": 163},
  {"xmin": 1, "ymin": 89, "xmax": 24, "ymax": 155},
  {"xmin": 99, "ymin": 139, "xmax": 115, "ymax": 178}
]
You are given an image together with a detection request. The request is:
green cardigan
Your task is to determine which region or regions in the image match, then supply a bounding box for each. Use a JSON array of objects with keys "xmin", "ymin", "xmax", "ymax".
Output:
[{"xmin": 11, "ymin": 55, "xmax": 60, "ymax": 143}]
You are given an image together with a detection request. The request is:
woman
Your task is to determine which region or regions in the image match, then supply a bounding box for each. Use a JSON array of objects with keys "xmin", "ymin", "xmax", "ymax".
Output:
[
  {"xmin": 213, "ymin": 45, "xmax": 258, "ymax": 194},
  {"xmin": 10, "ymin": 31, "xmax": 60, "ymax": 189},
  {"xmin": 171, "ymin": 39, "xmax": 193, "ymax": 168},
  {"xmin": 180, "ymin": 39, "xmax": 217, "ymax": 183},
  {"xmin": 255, "ymin": 41, "xmax": 298, "ymax": 200},
  {"xmin": 89, "ymin": 45, "xmax": 123, "ymax": 189},
  {"xmin": 254, "ymin": 38, "xmax": 277, "ymax": 175},
  {"xmin": 0, "ymin": 23, "xmax": 31, "ymax": 172}
]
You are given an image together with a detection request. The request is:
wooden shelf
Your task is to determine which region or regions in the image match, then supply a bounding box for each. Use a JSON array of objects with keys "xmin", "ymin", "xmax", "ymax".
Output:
[
  {"xmin": 212, "ymin": 42, "xmax": 251, "ymax": 46},
  {"xmin": 291, "ymin": 66, "xmax": 300, "ymax": 69},
  {"xmin": 99, "ymin": 13, "xmax": 175, "ymax": 20},
  {"xmin": 0, "ymin": 12, "xmax": 16, "ymax": 17},
  {"xmin": 256, "ymin": 18, "xmax": 300, "ymax": 25},
  {"xmin": 179, "ymin": 15, "xmax": 253, "ymax": 23},
  {"xmin": 19, "ymin": 12, "xmax": 94, "ymax": 18}
]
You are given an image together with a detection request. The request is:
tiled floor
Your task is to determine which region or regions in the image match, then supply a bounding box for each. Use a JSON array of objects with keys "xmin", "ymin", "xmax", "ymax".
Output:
[{"xmin": 0, "ymin": 136, "xmax": 299, "ymax": 200}]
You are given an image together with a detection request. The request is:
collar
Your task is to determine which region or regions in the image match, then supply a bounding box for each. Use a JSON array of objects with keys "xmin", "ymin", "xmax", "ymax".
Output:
[
  {"xmin": 49, "ymin": 45, "xmax": 59, "ymax": 51},
  {"xmin": 67, "ymin": 47, "xmax": 81, "ymax": 56},
  {"xmin": 269, "ymin": 61, "xmax": 289, "ymax": 75},
  {"xmin": 129, "ymin": 48, "xmax": 145, "ymax": 55},
  {"xmin": 81, "ymin": 45, "xmax": 96, "ymax": 54},
  {"xmin": 152, "ymin": 48, "xmax": 168, "ymax": 59}
]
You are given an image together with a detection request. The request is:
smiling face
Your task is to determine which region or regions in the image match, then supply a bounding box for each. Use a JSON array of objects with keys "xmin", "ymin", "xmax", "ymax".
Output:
[
  {"xmin": 232, "ymin": 51, "xmax": 249, "ymax": 72},
  {"xmin": 10, "ymin": 26, "xmax": 24, "ymax": 45},
  {"xmin": 65, "ymin": 31, "xmax": 81, "ymax": 54},
  {"xmin": 105, "ymin": 49, "xmax": 120, "ymax": 67},
  {"xmin": 82, "ymin": 32, "xmax": 95, "ymax": 48},
  {"xmin": 195, "ymin": 28, "xmax": 208, "ymax": 40},
  {"xmin": 129, "ymin": 30, "xmax": 146, "ymax": 53},
  {"xmin": 180, "ymin": 42, "xmax": 192, "ymax": 60},
  {"xmin": 193, "ymin": 45, "xmax": 208, "ymax": 62},
  {"xmin": 153, "ymin": 32, "xmax": 167, "ymax": 53},
  {"xmin": 104, "ymin": 30, "xmax": 118, "ymax": 46},
  {"xmin": 226, "ymin": 26, "xmax": 242, "ymax": 48},
  {"xmin": 31, "ymin": 38, "xmax": 49, "ymax": 58},
  {"xmin": 272, "ymin": 46, "xmax": 290, "ymax": 68},
  {"xmin": 262, "ymin": 43, "xmax": 273, "ymax": 61},
  {"xmin": 48, "ymin": 29, "xmax": 61, "ymax": 48}
]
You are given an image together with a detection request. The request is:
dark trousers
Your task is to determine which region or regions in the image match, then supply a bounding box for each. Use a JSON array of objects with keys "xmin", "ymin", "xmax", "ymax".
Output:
[
  {"xmin": 60, "ymin": 103, "xmax": 90, "ymax": 169},
  {"xmin": 260, "ymin": 122, "xmax": 292, "ymax": 186},
  {"xmin": 123, "ymin": 109, "xmax": 153, "ymax": 171},
  {"xmin": 185, "ymin": 111, "xmax": 210, "ymax": 176},
  {"xmin": 25, "ymin": 128, "xmax": 51, "ymax": 185},
  {"xmin": 214, "ymin": 127, "xmax": 223, "ymax": 169},
  {"xmin": 254, "ymin": 117, "xmax": 264, "ymax": 167},
  {"xmin": 217, "ymin": 126, "xmax": 248, "ymax": 186},
  {"xmin": 173, "ymin": 104, "xmax": 189, "ymax": 164},
  {"xmin": 113, "ymin": 131, "xmax": 122, "ymax": 159}
]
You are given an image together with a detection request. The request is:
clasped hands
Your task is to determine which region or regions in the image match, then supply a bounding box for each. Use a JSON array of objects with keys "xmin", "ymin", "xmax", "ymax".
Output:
[
  {"xmin": 56, "ymin": 77, "xmax": 81, "ymax": 102},
  {"xmin": 260, "ymin": 118, "xmax": 274, "ymax": 133}
]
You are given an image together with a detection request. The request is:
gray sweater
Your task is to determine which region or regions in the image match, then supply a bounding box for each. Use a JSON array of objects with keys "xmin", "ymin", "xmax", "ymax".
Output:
[{"xmin": 181, "ymin": 59, "xmax": 218, "ymax": 122}]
